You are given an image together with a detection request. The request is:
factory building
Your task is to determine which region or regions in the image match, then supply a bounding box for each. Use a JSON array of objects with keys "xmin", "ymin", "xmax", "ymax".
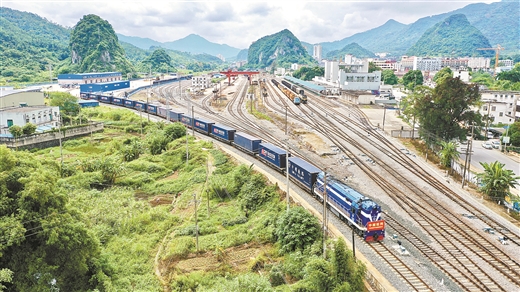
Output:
[{"xmin": 58, "ymin": 72, "xmax": 123, "ymax": 86}]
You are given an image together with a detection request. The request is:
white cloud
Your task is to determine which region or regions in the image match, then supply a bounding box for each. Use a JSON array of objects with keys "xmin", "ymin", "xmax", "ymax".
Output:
[{"xmin": 1, "ymin": 0, "xmax": 503, "ymax": 48}]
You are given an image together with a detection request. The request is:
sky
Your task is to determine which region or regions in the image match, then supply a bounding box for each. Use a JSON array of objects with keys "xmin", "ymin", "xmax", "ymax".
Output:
[{"xmin": 1, "ymin": 0, "xmax": 502, "ymax": 49}]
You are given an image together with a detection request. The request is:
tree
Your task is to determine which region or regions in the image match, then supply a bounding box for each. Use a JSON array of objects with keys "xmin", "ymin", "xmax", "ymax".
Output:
[
  {"xmin": 476, "ymin": 161, "xmax": 520, "ymax": 202},
  {"xmin": 433, "ymin": 67, "xmax": 453, "ymax": 84},
  {"xmin": 0, "ymin": 147, "xmax": 108, "ymax": 290},
  {"xmin": 275, "ymin": 207, "xmax": 322, "ymax": 253},
  {"xmin": 400, "ymin": 85, "xmax": 432, "ymax": 126},
  {"xmin": 438, "ymin": 141, "xmax": 460, "ymax": 173},
  {"xmin": 505, "ymin": 121, "xmax": 520, "ymax": 147},
  {"xmin": 22, "ymin": 123, "xmax": 37, "ymax": 135},
  {"xmin": 48, "ymin": 92, "xmax": 80, "ymax": 116},
  {"xmin": 382, "ymin": 70, "xmax": 398, "ymax": 85},
  {"xmin": 413, "ymin": 77, "xmax": 481, "ymax": 146},
  {"xmin": 368, "ymin": 62, "xmax": 382, "ymax": 73},
  {"xmin": 303, "ymin": 258, "xmax": 335, "ymax": 292},
  {"xmin": 8, "ymin": 125, "xmax": 22, "ymax": 139},
  {"xmin": 402, "ymin": 70, "xmax": 423, "ymax": 91}
]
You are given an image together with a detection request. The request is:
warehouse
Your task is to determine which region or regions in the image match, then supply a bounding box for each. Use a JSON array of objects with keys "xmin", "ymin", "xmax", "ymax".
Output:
[
  {"xmin": 79, "ymin": 80, "xmax": 130, "ymax": 93},
  {"xmin": 58, "ymin": 72, "xmax": 123, "ymax": 86}
]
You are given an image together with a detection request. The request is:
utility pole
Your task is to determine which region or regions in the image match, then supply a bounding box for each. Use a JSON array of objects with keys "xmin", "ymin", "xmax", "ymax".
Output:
[
  {"xmin": 59, "ymin": 116, "xmax": 63, "ymax": 176},
  {"xmin": 193, "ymin": 194, "xmax": 199, "ymax": 252},
  {"xmin": 382, "ymin": 104, "xmax": 387, "ymax": 131},
  {"xmin": 322, "ymin": 172, "xmax": 328, "ymax": 259},
  {"xmin": 462, "ymin": 124, "xmax": 475, "ymax": 188},
  {"xmin": 285, "ymin": 106, "xmax": 288, "ymax": 135},
  {"xmin": 485, "ymin": 99, "xmax": 492, "ymax": 140},
  {"xmin": 286, "ymin": 141, "xmax": 290, "ymax": 212},
  {"xmin": 191, "ymin": 106, "xmax": 194, "ymax": 137}
]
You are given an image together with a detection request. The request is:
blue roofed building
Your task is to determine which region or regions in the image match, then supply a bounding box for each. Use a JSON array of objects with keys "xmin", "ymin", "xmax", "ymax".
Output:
[{"xmin": 58, "ymin": 72, "xmax": 122, "ymax": 86}]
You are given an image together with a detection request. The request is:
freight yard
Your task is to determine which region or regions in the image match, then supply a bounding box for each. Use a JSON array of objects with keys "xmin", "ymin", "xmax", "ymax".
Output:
[{"xmin": 83, "ymin": 74, "xmax": 520, "ymax": 292}]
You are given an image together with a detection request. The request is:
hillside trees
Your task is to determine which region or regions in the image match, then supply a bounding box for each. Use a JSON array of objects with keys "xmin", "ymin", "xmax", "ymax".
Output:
[
  {"xmin": 0, "ymin": 146, "xmax": 108, "ymax": 291},
  {"xmin": 477, "ymin": 161, "xmax": 520, "ymax": 201},
  {"xmin": 293, "ymin": 66, "xmax": 325, "ymax": 81},
  {"xmin": 382, "ymin": 69, "xmax": 398, "ymax": 85}
]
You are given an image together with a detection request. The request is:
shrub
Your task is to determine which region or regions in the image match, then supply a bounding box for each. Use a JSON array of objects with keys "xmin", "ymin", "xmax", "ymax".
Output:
[{"xmin": 274, "ymin": 207, "xmax": 322, "ymax": 254}]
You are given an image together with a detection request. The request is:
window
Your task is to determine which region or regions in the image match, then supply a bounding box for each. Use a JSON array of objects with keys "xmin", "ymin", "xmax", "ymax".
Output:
[
  {"xmin": 483, "ymin": 106, "xmax": 488, "ymax": 111},
  {"xmin": 499, "ymin": 112, "xmax": 503, "ymax": 117},
  {"xmin": 491, "ymin": 106, "xmax": 496, "ymax": 111}
]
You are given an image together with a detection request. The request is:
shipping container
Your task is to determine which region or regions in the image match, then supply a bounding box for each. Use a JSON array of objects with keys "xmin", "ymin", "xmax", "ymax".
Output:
[
  {"xmin": 210, "ymin": 124, "xmax": 236, "ymax": 143},
  {"xmin": 111, "ymin": 97, "xmax": 124, "ymax": 105},
  {"xmin": 233, "ymin": 132, "xmax": 262, "ymax": 154},
  {"xmin": 147, "ymin": 104, "xmax": 158, "ymax": 115},
  {"xmin": 180, "ymin": 114, "xmax": 192, "ymax": 128},
  {"xmin": 80, "ymin": 92, "xmax": 89, "ymax": 99},
  {"xmin": 258, "ymin": 143, "xmax": 289, "ymax": 169},
  {"xmin": 288, "ymin": 157, "xmax": 321, "ymax": 193},
  {"xmin": 169, "ymin": 110, "xmax": 183, "ymax": 122},
  {"xmin": 193, "ymin": 118, "xmax": 214, "ymax": 135},
  {"xmin": 134, "ymin": 101, "xmax": 147, "ymax": 111},
  {"xmin": 157, "ymin": 107, "xmax": 168, "ymax": 119},
  {"xmin": 99, "ymin": 95, "xmax": 111, "ymax": 103},
  {"xmin": 124, "ymin": 99, "xmax": 134, "ymax": 108}
]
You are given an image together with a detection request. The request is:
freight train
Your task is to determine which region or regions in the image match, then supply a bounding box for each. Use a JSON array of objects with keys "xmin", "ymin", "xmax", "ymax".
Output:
[
  {"xmin": 271, "ymin": 79, "xmax": 301, "ymax": 105},
  {"xmin": 281, "ymin": 80, "xmax": 307, "ymax": 104},
  {"xmin": 80, "ymin": 92, "xmax": 385, "ymax": 242}
]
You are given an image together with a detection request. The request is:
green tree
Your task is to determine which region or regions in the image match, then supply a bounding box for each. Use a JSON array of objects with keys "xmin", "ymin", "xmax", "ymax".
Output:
[
  {"xmin": 275, "ymin": 207, "xmax": 322, "ymax": 253},
  {"xmin": 433, "ymin": 67, "xmax": 453, "ymax": 84},
  {"xmin": 400, "ymin": 85, "xmax": 432, "ymax": 126},
  {"xmin": 0, "ymin": 147, "xmax": 107, "ymax": 291},
  {"xmin": 332, "ymin": 238, "xmax": 352, "ymax": 284},
  {"xmin": 368, "ymin": 62, "xmax": 382, "ymax": 73},
  {"xmin": 402, "ymin": 70, "xmax": 423, "ymax": 91},
  {"xmin": 303, "ymin": 258, "xmax": 335, "ymax": 292},
  {"xmin": 164, "ymin": 123, "xmax": 186, "ymax": 140},
  {"xmin": 382, "ymin": 69, "xmax": 398, "ymax": 85},
  {"xmin": 98, "ymin": 156, "xmax": 125, "ymax": 185},
  {"xmin": 8, "ymin": 125, "xmax": 23, "ymax": 139},
  {"xmin": 48, "ymin": 92, "xmax": 80, "ymax": 116},
  {"xmin": 413, "ymin": 77, "xmax": 481, "ymax": 146},
  {"xmin": 497, "ymin": 63, "xmax": 520, "ymax": 83},
  {"xmin": 438, "ymin": 141, "xmax": 460, "ymax": 173},
  {"xmin": 476, "ymin": 161, "xmax": 520, "ymax": 202},
  {"xmin": 505, "ymin": 121, "xmax": 520, "ymax": 147},
  {"xmin": 22, "ymin": 123, "xmax": 36, "ymax": 135}
]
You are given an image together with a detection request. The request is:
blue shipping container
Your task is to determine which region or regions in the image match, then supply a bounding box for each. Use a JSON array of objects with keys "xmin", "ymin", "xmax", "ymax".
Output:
[
  {"xmin": 124, "ymin": 99, "xmax": 134, "ymax": 108},
  {"xmin": 169, "ymin": 111, "xmax": 183, "ymax": 122},
  {"xmin": 193, "ymin": 118, "xmax": 214, "ymax": 135},
  {"xmin": 147, "ymin": 104, "xmax": 158, "ymax": 115},
  {"xmin": 80, "ymin": 92, "xmax": 89, "ymax": 99},
  {"xmin": 180, "ymin": 115, "xmax": 192, "ymax": 127},
  {"xmin": 211, "ymin": 124, "xmax": 236, "ymax": 142},
  {"xmin": 258, "ymin": 143, "xmax": 289, "ymax": 169},
  {"xmin": 233, "ymin": 132, "xmax": 261, "ymax": 154},
  {"xmin": 134, "ymin": 101, "xmax": 147, "ymax": 111},
  {"xmin": 111, "ymin": 97, "xmax": 124, "ymax": 105},
  {"xmin": 99, "ymin": 95, "xmax": 111, "ymax": 103},
  {"xmin": 288, "ymin": 157, "xmax": 321, "ymax": 192}
]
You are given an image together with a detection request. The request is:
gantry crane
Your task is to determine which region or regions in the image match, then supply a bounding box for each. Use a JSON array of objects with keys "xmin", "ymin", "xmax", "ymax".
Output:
[{"xmin": 477, "ymin": 44, "xmax": 504, "ymax": 76}]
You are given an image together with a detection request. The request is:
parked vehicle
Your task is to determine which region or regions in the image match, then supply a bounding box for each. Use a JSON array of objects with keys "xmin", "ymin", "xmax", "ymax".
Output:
[
  {"xmin": 491, "ymin": 140, "xmax": 501, "ymax": 149},
  {"xmin": 482, "ymin": 142, "xmax": 493, "ymax": 149}
]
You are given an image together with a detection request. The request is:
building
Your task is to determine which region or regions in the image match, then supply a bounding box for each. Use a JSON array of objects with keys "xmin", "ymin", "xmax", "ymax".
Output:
[
  {"xmin": 0, "ymin": 88, "xmax": 61, "ymax": 136},
  {"xmin": 414, "ymin": 57, "xmax": 442, "ymax": 72},
  {"xmin": 291, "ymin": 63, "xmax": 300, "ymax": 71},
  {"xmin": 191, "ymin": 75, "xmax": 211, "ymax": 89},
  {"xmin": 315, "ymin": 60, "xmax": 381, "ymax": 91},
  {"xmin": 467, "ymin": 57, "xmax": 491, "ymax": 71},
  {"xmin": 57, "ymin": 72, "xmax": 122, "ymax": 86},
  {"xmin": 477, "ymin": 91, "xmax": 519, "ymax": 125},
  {"xmin": 313, "ymin": 44, "xmax": 322, "ymax": 62},
  {"xmin": 371, "ymin": 59, "xmax": 399, "ymax": 72},
  {"xmin": 500, "ymin": 59, "xmax": 514, "ymax": 67},
  {"xmin": 79, "ymin": 80, "xmax": 130, "ymax": 93},
  {"xmin": 440, "ymin": 58, "xmax": 468, "ymax": 70}
]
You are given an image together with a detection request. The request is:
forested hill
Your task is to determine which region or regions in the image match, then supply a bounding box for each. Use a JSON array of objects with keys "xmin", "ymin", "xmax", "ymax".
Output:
[
  {"xmin": 247, "ymin": 29, "xmax": 316, "ymax": 69},
  {"xmin": 0, "ymin": 7, "xmax": 70, "ymax": 82},
  {"xmin": 406, "ymin": 14, "xmax": 493, "ymax": 57},
  {"xmin": 326, "ymin": 43, "xmax": 376, "ymax": 60},
  {"xmin": 69, "ymin": 14, "xmax": 135, "ymax": 75}
]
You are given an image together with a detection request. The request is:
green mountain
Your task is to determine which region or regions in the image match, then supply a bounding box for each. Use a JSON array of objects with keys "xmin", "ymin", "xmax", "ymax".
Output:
[
  {"xmin": 116, "ymin": 33, "xmax": 163, "ymax": 50},
  {"xmin": 163, "ymin": 34, "xmax": 240, "ymax": 59},
  {"xmin": 319, "ymin": 1, "xmax": 518, "ymax": 56},
  {"xmin": 236, "ymin": 49, "xmax": 248, "ymax": 61},
  {"xmin": 326, "ymin": 43, "xmax": 376, "ymax": 60},
  {"xmin": 141, "ymin": 48, "xmax": 175, "ymax": 73},
  {"xmin": 247, "ymin": 29, "xmax": 316, "ymax": 69},
  {"xmin": 0, "ymin": 7, "xmax": 70, "ymax": 83},
  {"xmin": 69, "ymin": 14, "xmax": 135, "ymax": 74},
  {"xmin": 406, "ymin": 14, "xmax": 492, "ymax": 57}
]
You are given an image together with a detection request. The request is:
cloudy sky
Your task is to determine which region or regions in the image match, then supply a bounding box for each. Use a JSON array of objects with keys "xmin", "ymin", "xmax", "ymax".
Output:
[{"xmin": 2, "ymin": 0, "xmax": 501, "ymax": 49}]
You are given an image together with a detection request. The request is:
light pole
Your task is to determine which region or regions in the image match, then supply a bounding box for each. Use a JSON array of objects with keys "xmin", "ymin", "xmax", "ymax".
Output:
[
  {"xmin": 485, "ymin": 99, "xmax": 492, "ymax": 140},
  {"xmin": 193, "ymin": 193, "xmax": 199, "ymax": 252},
  {"xmin": 285, "ymin": 141, "xmax": 290, "ymax": 212},
  {"xmin": 285, "ymin": 106, "xmax": 288, "ymax": 135},
  {"xmin": 322, "ymin": 171, "xmax": 328, "ymax": 259},
  {"xmin": 462, "ymin": 124, "xmax": 475, "ymax": 188},
  {"xmin": 382, "ymin": 104, "xmax": 387, "ymax": 131}
]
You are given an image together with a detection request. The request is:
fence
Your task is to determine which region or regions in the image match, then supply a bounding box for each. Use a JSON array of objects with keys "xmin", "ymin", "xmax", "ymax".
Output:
[
  {"xmin": 390, "ymin": 129, "xmax": 419, "ymax": 139},
  {"xmin": 0, "ymin": 122, "xmax": 104, "ymax": 150}
]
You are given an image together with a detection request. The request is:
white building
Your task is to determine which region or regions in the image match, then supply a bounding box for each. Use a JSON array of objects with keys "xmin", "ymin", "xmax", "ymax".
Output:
[
  {"xmin": 191, "ymin": 75, "xmax": 211, "ymax": 89},
  {"xmin": 467, "ymin": 57, "xmax": 491, "ymax": 70},
  {"xmin": 324, "ymin": 60, "xmax": 339, "ymax": 84},
  {"xmin": 1, "ymin": 88, "xmax": 61, "ymax": 136},
  {"xmin": 291, "ymin": 63, "xmax": 300, "ymax": 71},
  {"xmin": 276, "ymin": 67, "xmax": 286, "ymax": 76},
  {"xmin": 477, "ymin": 91, "xmax": 519, "ymax": 125},
  {"xmin": 414, "ymin": 57, "xmax": 442, "ymax": 72},
  {"xmin": 499, "ymin": 59, "xmax": 514, "ymax": 67},
  {"xmin": 315, "ymin": 60, "xmax": 381, "ymax": 91},
  {"xmin": 313, "ymin": 44, "xmax": 322, "ymax": 62}
]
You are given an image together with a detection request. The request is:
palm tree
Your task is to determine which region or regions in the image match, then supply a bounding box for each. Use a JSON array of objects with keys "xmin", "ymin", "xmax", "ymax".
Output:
[
  {"xmin": 438, "ymin": 141, "xmax": 460, "ymax": 174},
  {"xmin": 476, "ymin": 161, "xmax": 520, "ymax": 202}
]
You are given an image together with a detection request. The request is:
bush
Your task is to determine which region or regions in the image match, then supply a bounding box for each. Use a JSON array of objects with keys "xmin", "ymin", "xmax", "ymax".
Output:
[
  {"xmin": 163, "ymin": 236, "xmax": 195, "ymax": 261},
  {"xmin": 275, "ymin": 207, "xmax": 322, "ymax": 254}
]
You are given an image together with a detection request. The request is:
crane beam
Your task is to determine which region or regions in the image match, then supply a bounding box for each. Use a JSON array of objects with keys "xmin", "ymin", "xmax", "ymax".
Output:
[{"xmin": 477, "ymin": 44, "xmax": 504, "ymax": 75}]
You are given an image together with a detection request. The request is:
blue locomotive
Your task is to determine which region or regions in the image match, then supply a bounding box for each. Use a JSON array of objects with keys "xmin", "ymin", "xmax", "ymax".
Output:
[{"xmin": 80, "ymin": 90, "xmax": 385, "ymax": 242}]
